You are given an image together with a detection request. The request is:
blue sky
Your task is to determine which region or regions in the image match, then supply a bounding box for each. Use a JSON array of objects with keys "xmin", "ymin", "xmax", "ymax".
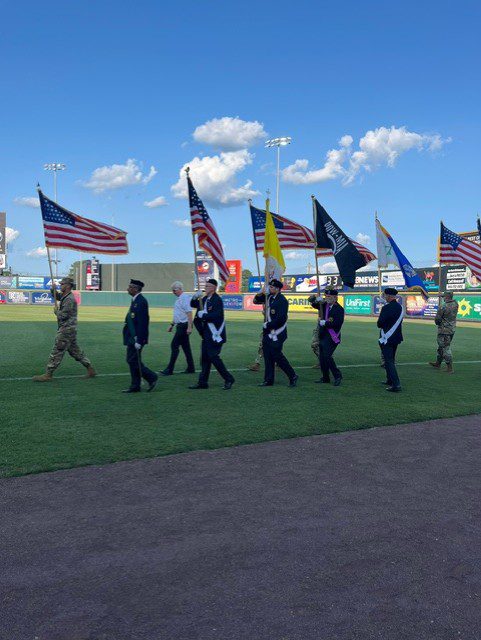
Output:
[{"xmin": 2, "ymin": 0, "xmax": 480, "ymax": 276}]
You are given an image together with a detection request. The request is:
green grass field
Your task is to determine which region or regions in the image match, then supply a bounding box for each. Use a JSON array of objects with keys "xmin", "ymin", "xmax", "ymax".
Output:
[{"xmin": 1, "ymin": 304, "xmax": 480, "ymax": 478}]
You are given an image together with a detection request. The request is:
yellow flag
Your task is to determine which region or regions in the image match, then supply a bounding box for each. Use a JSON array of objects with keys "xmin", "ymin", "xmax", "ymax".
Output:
[{"xmin": 263, "ymin": 198, "xmax": 285, "ymax": 281}]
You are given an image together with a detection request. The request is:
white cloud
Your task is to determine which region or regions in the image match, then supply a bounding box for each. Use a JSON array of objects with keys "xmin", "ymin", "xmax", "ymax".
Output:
[
  {"xmin": 171, "ymin": 219, "xmax": 191, "ymax": 228},
  {"xmin": 285, "ymin": 251, "xmax": 305, "ymax": 260},
  {"xmin": 84, "ymin": 159, "xmax": 157, "ymax": 193},
  {"xmin": 356, "ymin": 232, "xmax": 370, "ymax": 245},
  {"xmin": 282, "ymin": 126, "xmax": 450, "ymax": 186},
  {"xmin": 144, "ymin": 196, "xmax": 168, "ymax": 208},
  {"xmin": 27, "ymin": 246, "xmax": 48, "ymax": 258},
  {"xmin": 6, "ymin": 227, "xmax": 20, "ymax": 243},
  {"xmin": 14, "ymin": 196, "xmax": 39, "ymax": 208},
  {"xmin": 319, "ymin": 261, "xmax": 338, "ymax": 274},
  {"xmin": 193, "ymin": 117, "xmax": 267, "ymax": 151},
  {"xmin": 171, "ymin": 150, "xmax": 260, "ymax": 208}
]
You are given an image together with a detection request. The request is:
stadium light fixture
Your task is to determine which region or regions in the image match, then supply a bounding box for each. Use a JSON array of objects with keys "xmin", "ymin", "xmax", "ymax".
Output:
[{"xmin": 264, "ymin": 137, "xmax": 292, "ymax": 216}]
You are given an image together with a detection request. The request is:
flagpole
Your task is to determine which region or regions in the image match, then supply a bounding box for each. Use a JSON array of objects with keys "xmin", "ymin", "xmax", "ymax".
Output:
[
  {"xmin": 375, "ymin": 211, "xmax": 382, "ymax": 297},
  {"xmin": 248, "ymin": 199, "xmax": 262, "ymax": 287},
  {"xmin": 311, "ymin": 196, "xmax": 321, "ymax": 294},
  {"xmin": 37, "ymin": 186, "xmax": 59, "ymax": 312},
  {"xmin": 438, "ymin": 221, "xmax": 443, "ymax": 303},
  {"xmin": 186, "ymin": 167, "xmax": 200, "ymax": 291}
]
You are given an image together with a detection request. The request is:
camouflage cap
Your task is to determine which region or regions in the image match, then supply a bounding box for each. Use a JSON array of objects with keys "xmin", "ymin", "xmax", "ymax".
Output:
[
  {"xmin": 442, "ymin": 291, "xmax": 454, "ymax": 299},
  {"xmin": 60, "ymin": 276, "xmax": 75, "ymax": 286}
]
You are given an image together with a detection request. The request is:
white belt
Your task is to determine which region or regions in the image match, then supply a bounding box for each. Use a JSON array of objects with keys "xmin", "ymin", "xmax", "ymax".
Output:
[
  {"xmin": 268, "ymin": 323, "xmax": 287, "ymax": 341},
  {"xmin": 208, "ymin": 321, "xmax": 225, "ymax": 343}
]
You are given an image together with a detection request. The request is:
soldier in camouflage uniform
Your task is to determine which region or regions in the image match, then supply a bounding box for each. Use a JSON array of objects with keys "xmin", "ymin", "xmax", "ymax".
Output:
[
  {"xmin": 429, "ymin": 291, "xmax": 458, "ymax": 374},
  {"xmin": 33, "ymin": 277, "xmax": 96, "ymax": 382}
]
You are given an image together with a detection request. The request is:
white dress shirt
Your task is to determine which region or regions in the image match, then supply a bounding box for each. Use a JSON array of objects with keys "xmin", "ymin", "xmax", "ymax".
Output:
[{"xmin": 173, "ymin": 292, "xmax": 192, "ymax": 323}]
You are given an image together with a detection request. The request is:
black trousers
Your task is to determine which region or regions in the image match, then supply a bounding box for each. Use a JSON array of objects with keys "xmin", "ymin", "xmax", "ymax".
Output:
[
  {"xmin": 126, "ymin": 344, "xmax": 157, "ymax": 390},
  {"xmin": 318, "ymin": 336, "xmax": 341, "ymax": 382},
  {"xmin": 198, "ymin": 340, "xmax": 234, "ymax": 386},
  {"xmin": 381, "ymin": 343, "xmax": 400, "ymax": 387},
  {"xmin": 166, "ymin": 322, "xmax": 195, "ymax": 373},
  {"xmin": 262, "ymin": 335, "xmax": 296, "ymax": 384}
]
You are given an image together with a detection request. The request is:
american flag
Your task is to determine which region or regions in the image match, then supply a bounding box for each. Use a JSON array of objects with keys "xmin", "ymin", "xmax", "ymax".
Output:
[
  {"xmin": 440, "ymin": 222, "xmax": 481, "ymax": 280},
  {"xmin": 188, "ymin": 176, "xmax": 229, "ymax": 282},
  {"xmin": 39, "ymin": 191, "xmax": 128, "ymax": 254},
  {"xmin": 250, "ymin": 205, "xmax": 376, "ymax": 265}
]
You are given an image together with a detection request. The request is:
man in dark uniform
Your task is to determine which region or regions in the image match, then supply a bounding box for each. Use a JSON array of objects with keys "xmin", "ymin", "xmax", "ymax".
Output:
[
  {"xmin": 309, "ymin": 289, "xmax": 344, "ymax": 386},
  {"xmin": 122, "ymin": 279, "xmax": 158, "ymax": 393},
  {"xmin": 377, "ymin": 287, "xmax": 403, "ymax": 392},
  {"xmin": 189, "ymin": 278, "xmax": 235, "ymax": 390},
  {"xmin": 253, "ymin": 278, "xmax": 298, "ymax": 387}
]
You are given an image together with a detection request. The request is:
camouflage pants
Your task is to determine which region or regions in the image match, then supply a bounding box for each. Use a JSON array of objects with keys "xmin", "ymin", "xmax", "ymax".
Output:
[
  {"xmin": 436, "ymin": 334, "xmax": 454, "ymax": 364},
  {"xmin": 47, "ymin": 329, "xmax": 91, "ymax": 373},
  {"xmin": 311, "ymin": 325, "xmax": 320, "ymax": 358}
]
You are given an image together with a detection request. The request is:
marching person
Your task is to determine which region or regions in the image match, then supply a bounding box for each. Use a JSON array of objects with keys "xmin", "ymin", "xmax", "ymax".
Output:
[
  {"xmin": 377, "ymin": 287, "xmax": 403, "ymax": 392},
  {"xmin": 33, "ymin": 276, "xmax": 96, "ymax": 382},
  {"xmin": 309, "ymin": 289, "xmax": 344, "ymax": 386},
  {"xmin": 429, "ymin": 291, "xmax": 458, "ymax": 373},
  {"xmin": 160, "ymin": 281, "xmax": 195, "ymax": 376},
  {"xmin": 122, "ymin": 279, "xmax": 158, "ymax": 393},
  {"xmin": 253, "ymin": 279, "xmax": 298, "ymax": 387},
  {"xmin": 189, "ymin": 278, "xmax": 235, "ymax": 390}
]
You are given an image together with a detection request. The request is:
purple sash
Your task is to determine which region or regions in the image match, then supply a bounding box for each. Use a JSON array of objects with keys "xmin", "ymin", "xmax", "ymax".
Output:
[{"xmin": 325, "ymin": 304, "xmax": 340, "ymax": 344}]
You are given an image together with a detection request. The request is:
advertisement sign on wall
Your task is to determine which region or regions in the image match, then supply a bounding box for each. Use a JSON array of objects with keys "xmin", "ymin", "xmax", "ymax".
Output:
[
  {"xmin": 405, "ymin": 295, "xmax": 439, "ymax": 318},
  {"xmin": 380, "ymin": 271, "xmax": 406, "ymax": 289},
  {"xmin": 415, "ymin": 268, "xmax": 439, "ymax": 292},
  {"xmin": 17, "ymin": 276, "xmax": 47, "ymax": 290},
  {"xmin": 353, "ymin": 272, "xmax": 379, "ymax": 291},
  {"xmin": 0, "ymin": 289, "xmax": 6, "ymax": 304},
  {"xmin": 86, "ymin": 258, "xmax": 101, "ymax": 290},
  {"xmin": 344, "ymin": 295, "xmax": 372, "ymax": 315},
  {"xmin": 454, "ymin": 296, "xmax": 481, "ymax": 321},
  {"xmin": 0, "ymin": 275, "xmax": 15, "ymax": 288},
  {"xmin": 221, "ymin": 294, "xmax": 243, "ymax": 310},
  {"xmin": 373, "ymin": 295, "xmax": 404, "ymax": 315},
  {"xmin": 31, "ymin": 291, "xmax": 54, "ymax": 305},
  {"xmin": 0, "ymin": 254, "xmax": 5, "ymax": 269},
  {"xmin": 225, "ymin": 260, "xmax": 242, "ymax": 293},
  {"xmin": 196, "ymin": 251, "xmax": 216, "ymax": 289},
  {"xmin": 7, "ymin": 290, "xmax": 30, "ymax": 304}
]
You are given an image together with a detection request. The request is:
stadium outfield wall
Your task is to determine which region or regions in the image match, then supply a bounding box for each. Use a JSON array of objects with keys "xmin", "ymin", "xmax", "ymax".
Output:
[{"xmin": 1, "ymin": 289, "xmax": 480, "ymax": 323}]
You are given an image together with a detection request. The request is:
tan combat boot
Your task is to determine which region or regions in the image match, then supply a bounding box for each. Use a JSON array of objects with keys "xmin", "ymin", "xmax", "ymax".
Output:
[
  {"xmin": 247, "ymin": 362, "xmax": 260, "ymax": 372},
  {"xmin": 429, "ymin": 362, "xmax": 441, "ymax": 368},
  {"xmin": 85, "ymin": 366, "xmax": 97, "ymax": 378},
  {"xmin": 445, "ymin": 363, "xmax": 454, "ymax": 374},
  {"xmin": 32, "ymin": 372, "xmax": 53, "ymax": 382}
]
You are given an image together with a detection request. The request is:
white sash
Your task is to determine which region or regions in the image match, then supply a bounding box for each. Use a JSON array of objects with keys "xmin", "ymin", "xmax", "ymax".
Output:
[
  {"xmin": 379, "ymin": 309, "xmax": 404, "ymax": 345},
  {"xmin": 266, "ymin": 296, "xmax": 286, "ymax": 342},
  {"xmin": 208, "ymin": 321, "xmax": 225, "ymax": 343}
]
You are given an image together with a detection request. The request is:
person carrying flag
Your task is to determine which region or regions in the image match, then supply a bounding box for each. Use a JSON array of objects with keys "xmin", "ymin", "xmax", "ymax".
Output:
[
  {"xmin": 377, "ymin": 288, "xmax": 403, "ymax": 392},
  {"xmin": 254, "ymin": 279, "xmax": 298, "ymax": 387},
  {"xmin": 429, "ymin": 291, "xmax": 458, "ymax": 373},
  {"xmin": 309, "ymin": 289, "xmax": 344, "ymax": 386}
]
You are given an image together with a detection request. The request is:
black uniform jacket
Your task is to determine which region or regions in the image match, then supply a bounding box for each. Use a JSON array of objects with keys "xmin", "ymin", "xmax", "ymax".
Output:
[
  {"xmin": 253, "ymin": 292, "xmax": 289, "ymax": 341},
  {"xmin": 311, "ymin": 299, "xmax": 345, "ymax": 342},
  {"xmin": 191, "ymin": 292, "xmax": 227, "ymax": 345},
  {"xmin": 123, "ymin": 293, "xmax": 150, "ymax": 346},
  {"xmin": 377, "ymin": 300, "xmax": 403, "ymax": 346}
]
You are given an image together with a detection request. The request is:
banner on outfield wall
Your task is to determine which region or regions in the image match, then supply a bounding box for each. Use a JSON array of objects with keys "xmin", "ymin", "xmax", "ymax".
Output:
[
  {"xmin": 405, "ymin": 295, "xmax": 439, "ymax": 318},
  {"xmin": 222, "ymin": 294, "xmax": 243, "ymax": 310},
  {"xmin": 0, "ymin": 289, "xmax": 6, "ymax": 303},
  {"xmin": 7, "ymin": 290, "xmax": 30, "ymax": 304},
  {"xmin": 454, "ymin": 295, "xmax": 481, "ymax": 321},
  {"xmin": 31, "ymin": 291, "xmax": 54, "ymax": 305},
  {"xmin": 344, "ymin": 295, "xmax": 372, "ymax": 315},
  {"xmin": 86, "ymin": 258, "xmax": 100, "ymax": 290},
  {"xmin": 373, "ymin": 295, "xmax": 404, "ymax": 315},
  {"xmin": 442, "ymin": 266, "xmax": 481, "ymax": 292},
  {"xmin": 225, "ymin": 260, "xmax": 242, "ymax": 293},
  {"xmin": 243, "ymin": 294, "xmax": 260, "ymax": 311},
  {"xmin": 0, "ymin": 275, "xmax": 15, "ymax": 288}
]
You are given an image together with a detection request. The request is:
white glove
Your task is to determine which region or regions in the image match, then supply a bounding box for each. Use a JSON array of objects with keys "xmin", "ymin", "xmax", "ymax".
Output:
[
  {"xmin": 319, "ymin": 319, "xmax": 326, "ymax": 327},
  {"xmin": 198, "ymin": 310, "xmax": 206, "ymax": 318},
  {"xmin": 134, "ymin": 342, "xmax": 142, "ymax": 350},
  {"xmin": 316, "ymin": 295, "xmax": 322, "ymax": 302},
  {"xmin": 263, "ymin": 322, "xmax": 268, "ymax": 329},
  {"xmin": 192, "ymin": 290, "xmax": 204, "ymax": 300}
]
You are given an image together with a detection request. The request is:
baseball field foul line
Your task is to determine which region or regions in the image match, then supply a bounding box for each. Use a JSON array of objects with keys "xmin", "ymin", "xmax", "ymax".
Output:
[{"xmin": 2, "ymin": 360, "xmax": 481, "ymax": 382}]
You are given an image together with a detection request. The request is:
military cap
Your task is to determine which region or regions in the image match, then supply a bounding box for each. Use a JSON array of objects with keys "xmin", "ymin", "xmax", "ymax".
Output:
[
  {"xmin": 442, "ymin": 291, "xmax": 453, "ymax": 299},
  {"xmin": 206, "ymin": 278, "xmax": 218, "ymax": 286},
  {"xmin": 324, "ymin": 288, "xmax": 339, "ymax": 296},
  {"xmin": 130, "ymin": 279, "xmax": 144, "ymax": 288},
  {"xmin": 60, "ymin": 276, "xmax": 75, "ymax": 286},
  {"xmin": 269, "ymin": 278, "xmax": 283, "ymax": 289},
  {"xmin": 384, "ymin": 287, "xmax": 398, "ymax": 295}
]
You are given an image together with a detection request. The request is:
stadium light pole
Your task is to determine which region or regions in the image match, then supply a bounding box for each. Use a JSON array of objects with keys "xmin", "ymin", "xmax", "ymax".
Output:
[
  {"xmin": 44, "ymin": 163, "xmax": 66, "ymax": 278},
  {"xmin": 265, "ymin": 137, "xmax": 291, "ymax": 216}
]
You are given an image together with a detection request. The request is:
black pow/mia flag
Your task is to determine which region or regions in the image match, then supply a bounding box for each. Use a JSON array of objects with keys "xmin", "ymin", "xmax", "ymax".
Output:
[{"xmin": 313, "ymin": 198, "xmax": 365, "ymax": 288}]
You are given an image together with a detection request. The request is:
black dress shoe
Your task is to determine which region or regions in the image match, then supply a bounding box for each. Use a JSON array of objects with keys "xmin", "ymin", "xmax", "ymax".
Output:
[
  {"xmin": 315, "ymin": 379, "xmax": 330, "ymax": 384},
  {"xmin": 258, "ymin": 381, "xmax": 273, "ymax": 387},
  {"xmin": 223, "ymin": 379, "xmax": 235, "ymax": 390},
  {"xmin": 122, "ymin": 388, "xmax": 141, "ymax": 393},
  {"xmin": 333, "ymin": 377, "xmax": 342, "ymax": 387},
  {"xmin": 288, "ymin": 375, "xmax": 298, "ymax": 388},
  {"xmin": 159, "ymin": 369, "xmax": 172, "ymax": 376},
  {"xmin": 386, "ymin": 386, "xmax": 402, "ymax": 392},
  {"xmin": 188, "ymin": 383, "xmax": 209, "ymax": 389},
  {"xmin": 147, "ymin": 375, "xmax": 158, "ymax": 392}
]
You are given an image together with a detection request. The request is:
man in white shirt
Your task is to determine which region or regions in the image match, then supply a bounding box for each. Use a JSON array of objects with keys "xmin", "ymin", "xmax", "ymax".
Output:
[{"xmin": 160, "ymin": 281, "xmax": 195, "ymax": 376}]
